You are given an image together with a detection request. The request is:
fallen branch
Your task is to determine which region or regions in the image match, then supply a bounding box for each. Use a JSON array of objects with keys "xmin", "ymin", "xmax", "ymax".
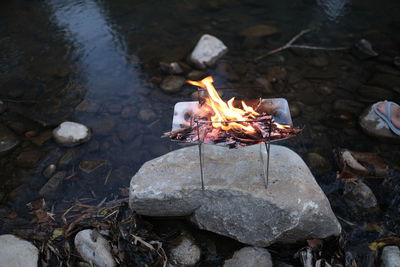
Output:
[{"xmin": 255, "ymin": 28, "xmax": 350, "ymax": 61}]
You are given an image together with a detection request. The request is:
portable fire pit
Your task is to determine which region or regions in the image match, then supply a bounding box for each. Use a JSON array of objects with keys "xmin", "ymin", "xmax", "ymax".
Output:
[{"xmin": 163, "ymin": 76, "xmax": 301, "ymax": 190}]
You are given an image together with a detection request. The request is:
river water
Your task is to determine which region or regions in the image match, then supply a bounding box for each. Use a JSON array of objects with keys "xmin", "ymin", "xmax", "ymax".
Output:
[{"xmin": 1, "ymin": 0, "xmax": 400, "ymax": 265}]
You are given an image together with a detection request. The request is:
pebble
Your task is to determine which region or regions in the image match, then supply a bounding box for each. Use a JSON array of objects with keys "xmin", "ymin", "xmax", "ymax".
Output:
[
  {"xmin": 43, "ymin": 164, "xmax": 56, "ymax": 178},
  {"xmin": 90, "ymin": 116, "xmax": 115, "ymax": 136},
  {"xmin": 53, "ymin": 121, "xmax": 92, "ymax": 147},
  {"xmin": 160, "ymin": 62, "xmax": 190, "ymax": 75},
  {"xmin": 239, "ymin": 24, "xmax": 280, "ymax": 38},
  {"xmin": 343, "ymin": 179, "xmax": 379, "ymax": 214},
  {"xmin": 160, "ymin": 76, "xmax": 186, "ymax": 93},
  {"xmin": 0, "ymin": 234, "xmax": 38, "ymax": 267},
  {"xmin": 138, "ymin": 108, "xmax": 157, "ymax": 122},
  {"xmin": 74, "ymin": 229, "xmax": 116, "ymax": 267},
  {"xmin": 0, "ymin": 123, "xmax": 20, "ymax": 155},
  {"xmin": 224, "ymin": 247, "xmax": 272, "ymax": 267},
  {"xmin": 121, "ymin": 106, "xmax": 137, "ymax": 119},
  {"xmin": 39, "ymin": 171, "xmax": 66, "ymax": 197},
  {"xmin": 381, "ymin": 246, "xmax": 400, "ymax": 267},
  {"xmin": 306, "ymin": 152, "xmax": 331, "ymax": 175},
  {"xmin": 186, "ymin": 70, "xmax": 207, "ymax": 81},
  {"xmin": 169, "ymin": 235, "xmax": 201, "ymax": 266}
]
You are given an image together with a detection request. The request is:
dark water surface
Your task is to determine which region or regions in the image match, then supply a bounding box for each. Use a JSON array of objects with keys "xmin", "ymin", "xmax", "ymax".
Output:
[{"xmin": 1, "ymin": 0, "xmax": 400, "ymax": 265}]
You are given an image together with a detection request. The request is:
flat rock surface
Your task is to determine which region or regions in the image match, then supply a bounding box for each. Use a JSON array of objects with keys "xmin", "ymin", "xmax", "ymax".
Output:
[
  {"xmin": 129, "ymin": 145, "xmax": 341, "ymax": 246},
  {"xmin": 0, "ymin": 234, "xmax": 38, "ymax": 267},
  {"xmin": 359, "ymin": 105, "xmax": 400, "ymax": 143}
]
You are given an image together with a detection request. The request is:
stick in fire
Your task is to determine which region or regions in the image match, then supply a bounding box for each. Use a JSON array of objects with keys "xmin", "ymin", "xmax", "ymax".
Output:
[{"xmin": 162, "ymin": 76, "xmax": 302, "ymax": 148}]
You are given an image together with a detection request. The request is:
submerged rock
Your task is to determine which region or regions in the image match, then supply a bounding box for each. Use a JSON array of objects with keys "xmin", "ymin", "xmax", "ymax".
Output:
[
  {"xmin": 160, "ymin": 76, "xmax": 186, "ymax": 93},
  {"xmin": 43, "ymin": 164, "xmax": 57, "ymax": 178},
  {"xmin": 239, "ymin": 25, "xmax": 280, "ymax": 38},
  {"xmin": 0, "ymin": 234, "xmax": 38, "ymax": 267},
  {"xmin": 129, "ymin": 145, "xmax": 341, "ymax": 246},
  {"xmin": 189, "ymin": 34, "xmax": 228, "ymax": 69},
  {"xmin": 74, "ymin": 229, "xmax": 116, "ymax": 267},
  {"xmin": 224, "ymin": 247, "xmax": 272, "ymax": 267},
  {"xmin": 53, "ymin": 121, "xmax": 91, "ymax": 147},
  {"xmin": 381, "ymin": 246, "xmax": 400, "ymax": 267},
  {"xmin": 355, "ymin": 39, "xmax": 378, "ymax": 58},
  {"xmin": 343, "ymin": 179, "xmax": 379, "ymax": 214},
  {"xmin": 169, "ymin": 235, "xmax": 201, "ymax": 266},
  {"xmin": 160, "ymin": 62, "xmax": 190, "ymax": 75},
  {"xmin": 39, "ymin": 171, "xmax": 66, "ymax": 197},
  {"xmin": 0, "ymin": 123, "xmax": 19, "ymax": 155},
  {"xmin": 138, "ymin": 108, "xmax": 157, "ymax": 122},
  {"xmin": 359, "ymin": 105, "xmax": 400, "ymax": 143}
]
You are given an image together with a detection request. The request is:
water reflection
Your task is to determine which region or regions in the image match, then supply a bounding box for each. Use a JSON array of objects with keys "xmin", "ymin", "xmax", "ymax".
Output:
[{"xmin": 48, "ymin": 0, "xmax": 141, "ymax": 96}]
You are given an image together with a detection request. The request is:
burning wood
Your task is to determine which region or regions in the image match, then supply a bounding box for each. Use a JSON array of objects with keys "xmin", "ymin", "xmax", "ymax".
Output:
[{"xmin": 163, "ymin": 76, "xmax": 302, "ymax": 148}]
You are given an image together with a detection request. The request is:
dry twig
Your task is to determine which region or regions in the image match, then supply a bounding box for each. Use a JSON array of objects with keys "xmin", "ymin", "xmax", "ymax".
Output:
[{"xmin": 255, "ymin": 28, "xmax": 349, "ymax": 61}]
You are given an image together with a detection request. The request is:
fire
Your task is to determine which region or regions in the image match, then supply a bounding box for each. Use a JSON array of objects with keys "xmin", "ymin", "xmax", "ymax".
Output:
[{"xmin": 187, "ymin": 76, "xmax": 260, "ymax": 133}]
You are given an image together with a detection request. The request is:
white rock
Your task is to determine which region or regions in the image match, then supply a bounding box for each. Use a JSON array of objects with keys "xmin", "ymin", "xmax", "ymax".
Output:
[
  {"xmin": 74, "ymin": 229, "xmax": 116, "ymax": 267},
  {"xmin": 381, "ymin": 246, "xmax": 400, "ymax": 267},
  {"xmin": 129, "ymin": 144, "xmax": 341, "ymax": 246},
  {"xmin": 189, "ymin": 34, "xmax": 228, "ymax": 69},
  {"xmin": 169, "ymin": 235, "xmax": 201, "ymax": 266},
  {"xmin": 224, "ymin": 247, "xmax": 272, "ymax": 267},
  {"xmin": 53, "ymin": 121, "xmax": 91, "ymax": 146},
  {"xmin": 0, "ymin": 234, "xmax": 38, "ymax": 267}
]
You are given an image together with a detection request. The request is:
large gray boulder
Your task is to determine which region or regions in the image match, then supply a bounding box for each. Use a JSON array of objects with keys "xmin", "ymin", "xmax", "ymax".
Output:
[
  {"xmin": 129, "ymin": 145, "xmax": 341, "ymax": 246},
  {"xmin": 0, "ymin": 234, "xmax": 38, "ymax": 267}
]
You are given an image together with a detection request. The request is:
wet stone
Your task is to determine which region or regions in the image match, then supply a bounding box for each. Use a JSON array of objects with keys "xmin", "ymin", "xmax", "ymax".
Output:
[
  {"xmin": 0, "ymin": 123, "xmax": 19, "ymax": 155},
  {"xmin": 79, "ymin": 160, "xmax": 106, "ymax": 174},
  {"xmin": 53, "ymin": 122, "xmax": 91, "ymax": 147},
  {"xmin": 58, "ymin": 149, "xmax": 79, "ymax": 167},
  {"xmin": 138, "ymin": 108, "xmax": 157, "ymax": 122},
  {"xmin": 224, "ymin": 247, "xmax": 272, "ymax": 267},
  {"xmin": 39, "ymin": 171, "xmax": 66, "ymax": 197},
  {"xmin": 16, "ymin": 150, "xmax": 42, "ymax": 168},
  {"xmin": 160, "ymin": 76, "xmax": 186, "ymax": 93},
  {"xmin": 75, "ymin": 100, "xmax": 99, "ymax": 113},
  {"xmin": 43, "ymin": 164, "xmax": 56, "ymax": 178},
  {"xmin": 121, "ymin": 106, "xmax": 137, "ymax": 119},
  {"xmin": 31, "ymin": 130, "xmax": 53, "ymax": 146},
  {"xmin": 239, "ymin": 24, "xmax": 280, "ymax": 38},
  {"xmin": 343, "ymin": 179, "xmax": 379, "ymax": 214},
  {"xmin": 90, "ymin": 116, "xmax": 116, "ymax": 136},
  {"xmin": 306, "ymin": 152, "xmax": 331, "ymax": 175},
  {"xmin": 186, "ymin": 70, "xmax": 207, "ymax": 81},
  {"xmin": 160, "ymin": 62, "xmax": 190, "ymax": 75}
]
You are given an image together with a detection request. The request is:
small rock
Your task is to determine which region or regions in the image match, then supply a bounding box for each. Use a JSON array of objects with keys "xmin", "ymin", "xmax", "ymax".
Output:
[
  {"xmin": 75, "ymin": 100, "xmax": 99, "ymax": 113},
  {"xmin": 359, "ymin": 105, "xmax": 400, "ymax": 143},
  {"xmin": 309, "ymin": 57, "xmax": 329, "ymax": 67},
  {"xmin": 358, "ymin": 85, "xmax": 395, "ymax": 102},
  {"xmin": 289, "ymin": 103, "xmax": 301, "ymax": 118},
  {"xmin": 39, "ymin": 171, "xmax": 66, "ymax": 197},
  {"xmin": 74, "ymin": 229, "xmax": 116, "ymax": 267},
  {"xmin": 0, "ymin": 100, "xmax": 5, "ymax": 114},
  {"xmin": 16, "ymin": 150, "xmax": 42, "ymax": 168},
  {"xmin": 186, "ymin": 70, "xmax": 207, "ymax": 81},
  {"xmin": 58, "ymin": 149, "xmax": 77, "ymax": 166},
  {"xmin": 306, "ymin": 153, "xmax": 331, "ymax": 175},
  {"xmin": 43, "ymin": 164, "xmax": 57, "ymax": 178},
  {"xmin": 160, "ymin": 62, "xmax": 190, "ymax": 75},
  {"xmin": 53, "ymin": 122, "xmax": 91, "ymax": 147},
  {"xmin": 121, "ymin": 106, "xmax": 137, "ymax": 119},
  {"xmin": 169, "ymin": 235, "xmax": 201, "ymax": 266},
  {"xmin": 189, "ymin": 34, "xmax": 228, "ymax": 69},
  {"xmin": 117, "ymin": 124, "xmax": 137, "ymax": 143},
  {"xmin": 90, "ymin": 117, "xmax": 115, "ymax": 136},
  {"xmin": 224, "ymin": 247, "xmax": 272, "ymax": 267},
  {"xmin": 381, "ymin": 246, "xmax": 400, "ymax": 267},
  {"xmin": 160, "ymin": 76, "xmax": 186, "ymax": 93},
  {"xmin": 79, "ymin": 160, "xmax": 106, "ymax": 174},
  {"xmin": 138, "ymin": 109, "xmax": 157, "ymax": 122},
  {"xmin": 0, "ymin": 234, "xmax": 38, "ymax": 267},
  {"xmin": 339, "ymin": 150, "xmax": 368, "ymax": 174},
  {"xmin": 239, "ymin": 25, "xmax": 280, "ymax": 38},
  {"xmin": 0, "ymin": 123, "xmax": 19, "ymax": 155},
  {"xmin": 355, "ymin": 39, "xmax": 378, "ymax": 57},
  {"xmin": 343, "ymin": 179, "xmax": 379, "ymax": 213},
  {"xmin": 333, "ymin": 99, "xmax": 365, "ymax": 115}
]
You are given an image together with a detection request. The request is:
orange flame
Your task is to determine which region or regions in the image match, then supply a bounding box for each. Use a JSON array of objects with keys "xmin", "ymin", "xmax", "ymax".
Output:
[{"xmin": 188, "ymin": 76, "xmax": 259, "ymax": 133}]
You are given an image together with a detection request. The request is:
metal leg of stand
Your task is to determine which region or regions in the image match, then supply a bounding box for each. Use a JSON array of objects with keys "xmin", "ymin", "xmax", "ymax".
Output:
[
  {"xmin": 259, "ymin": 142, "xmax": 271, "ymax": 188},
  {"xmin": 198, "ymin": 142, "xmax": 205, "ymax": 190}
]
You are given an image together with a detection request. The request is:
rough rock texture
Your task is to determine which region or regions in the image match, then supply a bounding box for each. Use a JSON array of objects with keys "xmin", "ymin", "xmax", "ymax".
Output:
[
  {"xmin": 359, "ymin": 105, "xmax": 400, "ymax": 143},
  {"xmin": 381, "ymin": 246, "xmax": 400, "ymax": 267},
  {"xmin": 169, "ymin": 235, "xmax": 201, "ymax": 266},
  {"xmin": 129, "ymin": 145, "xmax": 341, "ymax": 246},
  {"xmin": 160, "ymin": 76, "xmax": 186, "ymax": 93},
  {"xmin": 189, "ymin": 34, "xmax": 228, "ymax": 69},
  {"xmin": 0, "ymin": 234, "xmax": 38, "ymax": 267},
  {"xmin": 0, "ymin": 123, "xmax": 19, "ymax": 155},
  {"xmin": 53, "ymin": 121, "xmax": 91, "ymax": 147},
  {"xmin": 74, "ymin": 229, "xmax": 116, "ymax": 267},
  {"xmin": 223, "ymin": 247, "xmax": 272, "ymax": 267}
]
